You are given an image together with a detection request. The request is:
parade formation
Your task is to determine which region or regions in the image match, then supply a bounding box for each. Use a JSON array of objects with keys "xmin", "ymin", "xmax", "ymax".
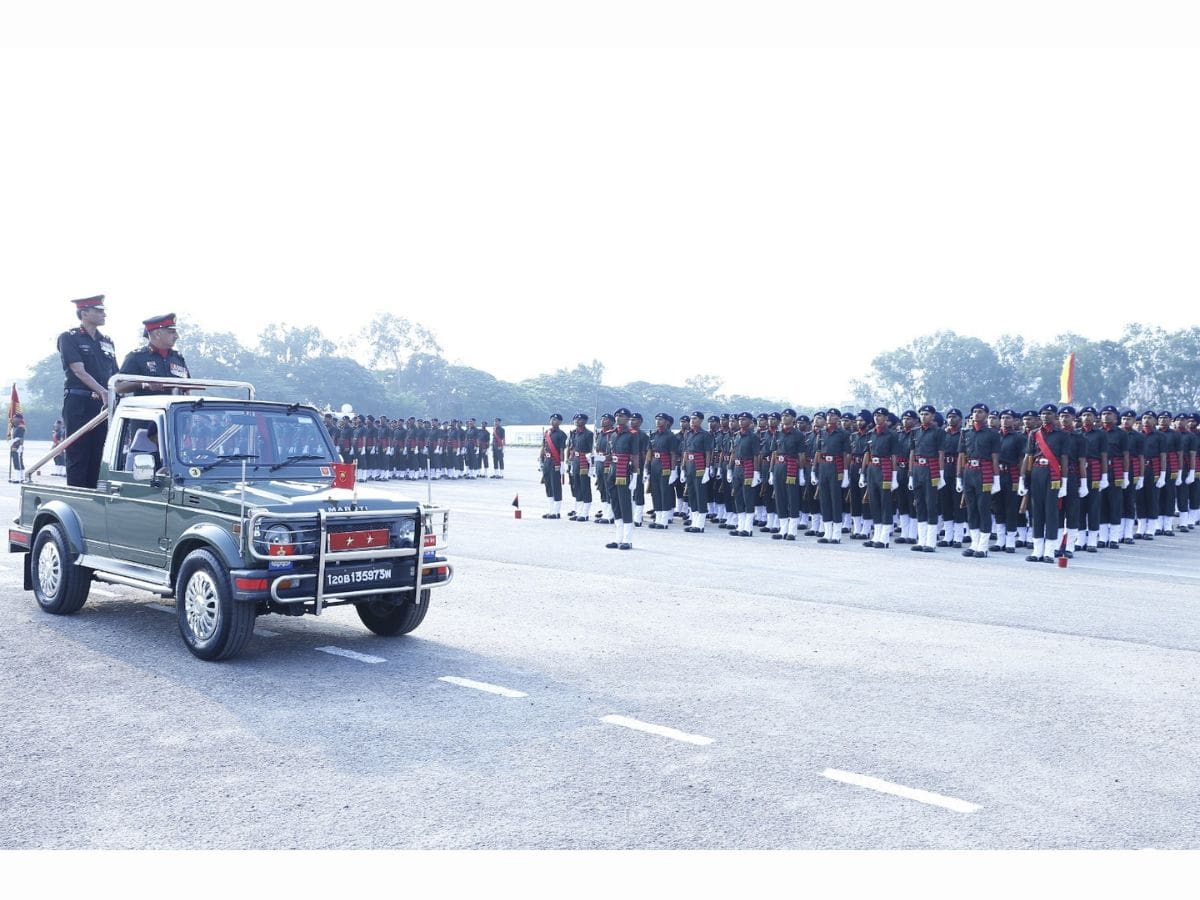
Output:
[
  {"xmin": 530, "ymin": 404, "xmax": 1200, "ymax": 561},
  {"xmin": 323, "ymin": 413, "xmax": 506, "ymax": 482}
]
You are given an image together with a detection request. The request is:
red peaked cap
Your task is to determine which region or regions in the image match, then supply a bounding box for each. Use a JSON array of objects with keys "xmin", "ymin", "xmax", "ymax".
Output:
[
  {"xmin": 143, "ymin": 312, "xmax": 177, "ymax": 332},
  {"xmin": 71, "ymin": 295, "xmax": 105, "ymax": 310}
]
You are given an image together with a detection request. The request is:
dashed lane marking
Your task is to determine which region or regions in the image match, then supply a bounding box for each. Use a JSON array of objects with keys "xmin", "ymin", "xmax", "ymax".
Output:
[
  {"xmin": 600, "ymin": 714, "xmax": 714, "ymax": 746},
  {"xmin": 821, "ymin": 768, "xmax": 981, "ymax": 814},
  {"xmin": 315, "ymin": 645, "xmax": 386, "ymax": 664},
  {"xmin": 439, "ymin": 676, "xmax": 527, "ymax": 698}
]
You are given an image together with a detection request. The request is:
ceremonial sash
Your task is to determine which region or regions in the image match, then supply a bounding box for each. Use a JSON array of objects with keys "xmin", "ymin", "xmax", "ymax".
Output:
[
  {"xmin": 544, "ymin": 430, "xmax": 562, "ymax": 467},
  {"xmin": 1088, "ymin": 458, "xmax": 1103, "ymax": 488},
  {"xmin": 1034, "ymin": 429, "xmax": 1062, "ymax": 487},
  {"xmin": 613, "ymin": 452, "xmax": 632, "ymax": 484},
  {"xmin": 1167, "ymin": 451, "xmax": 1180, "ymax": 476}
]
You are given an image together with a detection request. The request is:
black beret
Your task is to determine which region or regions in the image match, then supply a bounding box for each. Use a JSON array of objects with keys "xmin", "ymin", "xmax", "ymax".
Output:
[
  {"xmin": 613, "ymin": 407, "xmax": 632, "ymax": 416},
  {"xmin": 1040, "ymin": 403, "xmax": 1059, "ymax": 414},
  {"xmin": 825, "ymin": 408, "xmax": 841, "ymax": 417},
  {"xmin": 902, "ymin": 409, "xmax": 917, "ymax": 419},
  {"xmin": 1059, "ymin": 405, "xmax": 1077, "ymax": 416},
  {"xmin": 918, "ymin": 404, "xmax": 936, "ymax": 414},
  {"xmin": 707, "ymin": 415, "xmax": 719, "ymax": 423},
  {"xmin": 946, "ymin": 407, "xmax": 963, "ymax": 417},
  {"xmin": 873, "ymin": 407, "xmax": 889, "ymax": 417},
  {"xmin": 549, "ymin": 413, "xmax": 563, "ymax": 421},
  {"xmin": 1080, "ymin": 406, "xmax": 1098, "ymax": 416},
  {"xmin": 1100, "ymin": 405, "xmax": 1119, "ymax": 414},
  {"xmin": 573, "ymin": 412, "xmax": 589, "ymax": 422},
  {"xmin": 781, "ymin": 408, "xmax": 797, "ymax": 417},
  {"xmin": 970, "ymin": 403, "xmax": 989, "ymax": 414}
]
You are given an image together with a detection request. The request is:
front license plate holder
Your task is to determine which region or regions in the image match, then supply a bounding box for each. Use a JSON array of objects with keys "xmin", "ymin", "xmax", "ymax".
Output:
[{"xmin": 323, "ymin": 561, "xmax": 406, "ymax": 592}]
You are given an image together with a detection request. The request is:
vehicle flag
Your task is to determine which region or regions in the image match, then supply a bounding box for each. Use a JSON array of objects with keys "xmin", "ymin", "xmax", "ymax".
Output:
[
  {"xmin": 1059, "ymin": 352, "xmax": 1075, "ymax": 405},
  {"xmin": 332, "ymin": 461, "xmax": 357, "ymax": 490},
  {"xmin": 512, "ymin": 493, "xmax": 520, "ymax": 508},
  {"xmin": 6, "ymin": 384, "xmax": 20, "ymax": 440}
]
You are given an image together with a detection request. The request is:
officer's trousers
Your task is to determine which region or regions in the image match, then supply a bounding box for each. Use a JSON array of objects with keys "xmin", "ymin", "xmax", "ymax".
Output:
[
  {"xmin": 865, "ymin": 469, "xmax": 892, "ymax": 523},
  {"xmin": 961, "ymin": 468, "xmax": 990, "ymax": 531},
  {"xmin": 893, "ymin": 466, "xmax": 912, "ymax": 520},
  {"xmin": 817, "ymin": 464, "xmax": 843, "ymax": 522},
  {"xmin": 608, "ymin": 477, "xmax": 633, "ymax": 524},
  {"xmin": 732, "ymin": 466, "xmax": 753, "ymax": 513},
  {"xmin": 63, "ymin": 393, "xmax": 107, "ymax": 489},
  {"xmin": 1028, "ymin": 467, "xmax": 1060, "ymax": 540},
  {"xmin": 995, "ymin": 477, "xmax": 1020, "ymax": 532},
  {"xmin": 847, "ymin": 464, "xmax": 864, "ymax": 517},
  {"xmin": 572, "ymin": 467, "xmax": 592, "ymax": 503},
  {"xmin": 1106, "ymin": 481, "xmax": 1124, "ymax": 527},
  {"xmin": 649, "ymin": 463, "xmax": 672, "ymax": 512},
  {"xmin": 1160, "ymin": 480, "xmax": 1177, "ymax": 519},
  {"xmin": 1138, "ymin": 476, "xmax": 1158, "ymax": 520},
  {"xmin": 492, "ymin": 447, "xmax": 504, "ymax": 471},
  {"xmin": 772, "ymin": 464, "xmax": 800, "ymax": 519},
  {"xmin": 1061, "ymin": 476, "xmax": 1081, "ymax": 529},
  {"xmin": 912, "ymin": 467, "xmax": 939, "ymax": 525},
  {"xmin": 542, "ymin": 461, "xmax": 562, "ymax": 501},
  {"xmin": 940, "ymin": 462, "xmax": 966, "ymax": 526},
  {"xmin": 686, "ymin": 469, "xmax": 707, "ymax": 513},
  {"xmin": 1082, "ymin": 480, "xmax": 1103, "ymax": 531}
]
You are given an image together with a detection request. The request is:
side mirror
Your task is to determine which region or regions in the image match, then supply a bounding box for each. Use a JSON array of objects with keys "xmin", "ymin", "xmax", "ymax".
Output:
[{"xmin": 132, "ymin": 453, "xmax": 157, "ymax": 482}]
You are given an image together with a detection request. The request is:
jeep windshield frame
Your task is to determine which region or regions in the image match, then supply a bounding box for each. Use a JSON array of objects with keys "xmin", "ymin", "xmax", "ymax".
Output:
[{"xmin": 170, "ymin": 402, "xmax": 339, "ymax": 480}]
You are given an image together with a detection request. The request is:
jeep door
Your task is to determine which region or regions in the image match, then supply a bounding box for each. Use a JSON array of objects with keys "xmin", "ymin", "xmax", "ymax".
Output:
[{"xmin": 105, "ymin": 414, "xmax": 170, "ymax": 567}]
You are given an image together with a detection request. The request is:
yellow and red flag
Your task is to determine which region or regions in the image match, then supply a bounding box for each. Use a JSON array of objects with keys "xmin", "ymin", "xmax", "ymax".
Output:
[
  {"xmin": 6, "ymin": 384, "xmax": 20, "ymax": 439},
  {"xmin": 1059, "ymin": 352, "xmax": 1075, "ymax": 405}
]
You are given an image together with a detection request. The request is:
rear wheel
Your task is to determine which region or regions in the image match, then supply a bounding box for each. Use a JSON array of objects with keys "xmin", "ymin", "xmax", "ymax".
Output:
[
  {"xmin": 30, "ymin": 523, "xmax": 91, "ymax": 615},
  {"xmin": 355, "ymin": 589, "xmax": 430, "ymax": 636},
  {"xmin": 176, "ymin": 548, "xmax": 256, "ymax": 661}
]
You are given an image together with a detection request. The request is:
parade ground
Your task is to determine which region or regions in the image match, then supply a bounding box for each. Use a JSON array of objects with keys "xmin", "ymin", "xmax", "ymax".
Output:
[{"xmin": 2, "ymin": 445, "xmax": 1199, "ymax": 850}]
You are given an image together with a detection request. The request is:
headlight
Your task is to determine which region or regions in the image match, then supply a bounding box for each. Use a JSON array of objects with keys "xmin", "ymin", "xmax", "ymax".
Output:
[
  {"xmin": 265, "ymin": 524, "xmax": 293, "ymax": 548},
  {"xmin": 391, "ymin": 517, "xmax": 416, "ymax": 546}
]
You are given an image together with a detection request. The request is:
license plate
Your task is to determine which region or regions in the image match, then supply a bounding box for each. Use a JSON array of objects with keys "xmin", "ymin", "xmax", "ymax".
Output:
[{"xmin": 324, "ymin": 562, "xmax": 397, "ymax": 591}]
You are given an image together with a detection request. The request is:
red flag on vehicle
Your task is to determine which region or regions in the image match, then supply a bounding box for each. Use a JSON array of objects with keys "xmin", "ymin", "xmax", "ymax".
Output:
[{"xmin": 331, "ymin": 462, "xmax": 357, "ymax": 489}]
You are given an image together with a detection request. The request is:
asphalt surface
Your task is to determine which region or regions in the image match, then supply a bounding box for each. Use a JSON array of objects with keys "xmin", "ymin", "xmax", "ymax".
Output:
[{"xmin": 3, "ymin": 444, "xmax": 1200, "ymax": 849}]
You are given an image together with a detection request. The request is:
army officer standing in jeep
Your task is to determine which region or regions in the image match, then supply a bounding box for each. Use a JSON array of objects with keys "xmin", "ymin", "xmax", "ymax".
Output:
[{"xmin": 119, "ymin": 312, "xmax": 192, "ymax": 396}]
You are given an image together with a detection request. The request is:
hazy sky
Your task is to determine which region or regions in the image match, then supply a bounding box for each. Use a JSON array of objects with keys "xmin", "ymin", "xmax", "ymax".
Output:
[{"xmin": 4, "ymin": 4, "xmax": 1198, "ymax": 406}]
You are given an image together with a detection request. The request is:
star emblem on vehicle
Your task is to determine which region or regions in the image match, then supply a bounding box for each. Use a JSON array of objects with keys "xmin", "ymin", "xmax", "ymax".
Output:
[
  {"xmin": 345, "ymin": 536, "xmax": 354, "ymax": 546},
  {"xmin": 365, "ymin": 534, "xmax": 374, "ymax": 545}
]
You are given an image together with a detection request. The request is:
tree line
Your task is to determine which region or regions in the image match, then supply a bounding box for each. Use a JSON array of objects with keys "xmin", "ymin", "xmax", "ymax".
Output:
[{"xmin": 13, "ymin": 317, "xmax": 1200, "ymax": 439}]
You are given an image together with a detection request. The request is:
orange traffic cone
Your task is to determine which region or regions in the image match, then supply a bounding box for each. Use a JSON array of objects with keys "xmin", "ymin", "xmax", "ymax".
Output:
[{"xmin": 513, "ymin": 493, "xmax": 522, "ymax": 519}]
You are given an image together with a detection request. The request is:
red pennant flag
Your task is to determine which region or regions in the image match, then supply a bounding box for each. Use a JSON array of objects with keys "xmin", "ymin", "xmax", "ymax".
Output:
[
  {"xmin": 512, "ymin": 493, "xmax": 520, "ymax": 508},
  {"xmin": 331, "ymin": 462, "xmax": 356, "ymax": 489},
  {"xmin": 6, "ymin": 384, "xmax": 20, "ymax": 440}
]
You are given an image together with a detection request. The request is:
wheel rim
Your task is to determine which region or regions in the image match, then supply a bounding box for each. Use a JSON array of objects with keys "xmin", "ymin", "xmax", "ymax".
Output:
[
  {"xmin": 37, "ymin": 539, "xmax": 62, "ymax": 599},
  {"xmin": 184, "ymin": 570, "xmax": 220, "ymax": 642}
]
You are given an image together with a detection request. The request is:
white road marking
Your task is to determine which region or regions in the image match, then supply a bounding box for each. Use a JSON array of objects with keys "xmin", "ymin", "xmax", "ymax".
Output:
[
  {"xmin": 821, "ymin": 768, "xmax": 981, "ymax": 814},
  {"xmin": 148, "ymin": 603, "xmax": 175, "ymax": 614},
  {"xmin": 315, "ymin": 645, "xmax": 386, "ymax": 664},
  {"xmin": 439, "ymin": 676, "xmax": 527, "ymax": 698},
  {"xmin": 91, "ymin": 588, "xmax": 118, "ymax": 597},
  {"xmin": 600, "ymin": 714, "xmax": 714, "ymax": 746}
]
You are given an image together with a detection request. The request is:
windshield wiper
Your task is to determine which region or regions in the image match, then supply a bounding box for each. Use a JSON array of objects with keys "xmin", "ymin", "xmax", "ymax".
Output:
[
  {"xmin": 198, "ymin": 453, "xmax": 260, "ymax": 472},
  {"xmin": 269, "ymin": 454, "xmax": 327, "ymax": 472}
]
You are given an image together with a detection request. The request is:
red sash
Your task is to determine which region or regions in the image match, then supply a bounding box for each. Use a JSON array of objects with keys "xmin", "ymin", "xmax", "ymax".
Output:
[
  {"xmin": 543, "ymin": 430, "xmax": 562, "ymax": 467},
  {"xmin": 1034, "ymin": 429, "xmax": 1062, "ymax": 482}
]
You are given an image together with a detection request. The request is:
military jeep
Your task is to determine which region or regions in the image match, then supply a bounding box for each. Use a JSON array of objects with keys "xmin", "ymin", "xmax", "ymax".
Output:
[{"xmin": 8, "ymin": 377, "xmax": 452, "ymax": 660}]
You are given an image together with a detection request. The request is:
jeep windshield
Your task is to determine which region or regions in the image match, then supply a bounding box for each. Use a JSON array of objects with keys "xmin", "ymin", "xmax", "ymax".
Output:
[{"xmin": 171, "ymin": 403, "xmax": 337, "ymax": 479}]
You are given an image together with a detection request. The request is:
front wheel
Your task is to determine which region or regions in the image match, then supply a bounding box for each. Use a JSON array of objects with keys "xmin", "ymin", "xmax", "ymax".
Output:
[
  {"xmin": 355, "ymin": 589, "xmax": 430, "ymax": 636},
  {"xmin": 176, "ymin": 548, "xmax": 256, "ymax": 661},
  {"xmin": 30, "ymin": 523, "xmax": 91, "ymax": 614}
]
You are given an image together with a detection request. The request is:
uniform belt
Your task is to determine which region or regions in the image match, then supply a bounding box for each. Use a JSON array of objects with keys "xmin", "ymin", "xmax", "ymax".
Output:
[
  {"xmin": 1035, "ymin": 458, "xmax": 1050, "ymax": 466},
  {"xmin": 653, "ymin": 451, "xmax": 670, "ymax": 460},
  {"xmin": 917, "ymin": 456, "xmax": 932, "ymax": 465},
  {"xmin": 870, "ymin": 456, "xmax": 881, "ymax": 464},
  {"xmin": 968, "ymin": 458, "xmax": 982, "ymax": 467},
  {"xmin": 64, "ymin": 388, "xmax": 97, "ymax": 397},
  {"xmin": 823, "ymin": 454, "xmax": 835, "ymax": 462}
]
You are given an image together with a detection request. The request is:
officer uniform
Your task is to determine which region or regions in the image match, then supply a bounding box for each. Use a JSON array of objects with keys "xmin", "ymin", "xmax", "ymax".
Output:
[
  {"xmin": 8, "ymin": 414, "xmax": 25, "ymax": 482},
  {"xmin": 683, "ymin": 412, "xmax": 715, "ymax": 533},
  {"xmin": 567, "ymin": 413, "xmax": 594, "ymax": 520},
  {"xmin": 491, "ymin": 419, "xmax": 506, "ymax": 477},
  {"xmin": 629, "ymin": 413, "xmax": 651, "ymax": 525},
  {"xmin": 939, "ymin": 410, "xmax": 966, "ymax": 546},
  {"xmin": 1078, "ymin": 407, "xmax": 1109, "ymax": 551},
  {"xmin": 478, "ymin": 422, "xmax": 491, "ymax": 477},
  {"xmin": 606, "ymin": 408, "xmax": 638, "ymax": 549},
  {"xmin": 861, "ymin": 408, "xmax": 900, "ymax": 549},
  {"xmin": 908, "ymin": 405, "xmax": 946, "ymax": 552},
  {"xmin": 728, "ymin": 412, "xmax": 762, "ymax": 537},
  {"xmin": 1158, "ymin": 412, "xmax": 1181, "ymax": 535},
  {"xmin": 1135, "ymin": 412, "xmax": 1163, "ymax": 538},
  {"xmin": 770, "ymin": 409, "xmax": 805, "ymax": 540},
  {"xmin": 647, "ymin": 413, "xmax": 680, "ymax": 527},
  {"xmin": 814, "ymin": 409, "xmax": 850, "ymax": 544},
  {"xmin": 959, "ymin": 403, "xmax": 1002, "ymax": 558},
  {"xmin": 993, "ymin": 409, "xmax": 1026, "ymax": 552},
  {"xmin": 58, "ymin": 295, "xmax": 119, "ymax": 488},
  {"xmin": 755, "ymin": 414, "xmax": 776, "ymax": 530},
  {"xmin": 893, "ymin": 411, "xmax": 918, "ymax": 543},
  {"xmin": 1021, "ymin": 404, "xmax": 1070, "ymax": 562},
  {"xmin": 1055, "ymin": 406, "xmax": 1085, "ymax": 556},
  {"xmin": 118, "ymin": 313, "xmax": 191, "ymax": 395},
  {"xmin": 593, "ymin": 414, "xmax": 615, "ymax": 523},
  {"xmin": 540, "ymin": 414, "xmax": 567, "ymax": 517},
  {"xmin": 847, "ymin": 411, "xmax": 871, "ymax": 540}
]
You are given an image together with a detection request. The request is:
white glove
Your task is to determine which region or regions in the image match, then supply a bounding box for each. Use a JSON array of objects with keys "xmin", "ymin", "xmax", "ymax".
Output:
[
  {"xmin": 701, "ymin": 469, "xmax": 711, "ymax": 484},
  {"xmin": 1058, "ymin": 482, "xmax": 1068, "ymax": 499},
  {"xmin": 669, "ymin": 469, "xmax": 679, "ymax": 485},
  {"xmin": 938, "ymin": 469, "xmax": 946, "ymax": 489},
  {"xmin": 858, "ymin": 474, "xmax": 866, "ymax": 489},
  {"xmin": 1121, "ymin": 473, "xmax": 1129, "ymax": 488},
  {"xmin": 1078, "ymin": 480, "xmax": 1089, "ymax": 498},
  {"xmin": 908, "ymin": 476, "xmax": 915, "ymax": 491},
  {"xmin": 630, "ymin": 473, "xmax": 640, "ymax": 492},
  {"xmin": 752, "ymin": 471, "xmax": 762, "ymax": 488},
  {"xmin": 840, "ymin": 472, "xmax": 850, "ymax": 489},
  {"xmin": 955, "ymin": 476, "xmax": 964, "ymax": 494},
  {"xmin": 768, "ymin": 471, "xmax": 774, "ymax": 486},
  {"xmin": 1099, "ymin": 473, "xmax": 1108, "ymax": 490},
  {"xmin": 1188, "ymin": 471, "xmax": 1196, "ymax": 485},
  {"xmin": 460, "ymin": 447, "xmax": 466, "ymax": 456},
  {"xmin": 1156, "ymin": 472, "xmax": 1166, "ymax": 489},
  {"xmin": 726, "ymin": 468, "xmax": 734, "ymax": 483},
  {"xmin": 992, "ymin": 475, "xmax": 1001, "ymax": 494},
  {"xmin": 890, "ymin": 475, "xmax": 899, "ymax": 492},
  {"xmin": 1175, "ymin": 473, "xmax": 1183, "ymax": 486},
  {"xmin": 1136, "ymin": 475, "xmax": 1144, "ymax": 490},
  {"xmin": 1018, "ymin": 477, "xmax": 1028, "ymax": 497},
  {"xmin": 798, "ymin": 469, "xmax": 807, "ymax": 486},
  {"xmin": 643, "ymin": 467, "xmax": 650, "ymax": 482}
]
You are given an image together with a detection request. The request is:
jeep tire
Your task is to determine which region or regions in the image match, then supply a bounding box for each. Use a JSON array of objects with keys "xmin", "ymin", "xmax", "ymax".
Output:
[
  {"xmin": 177, "ymin": 548, "xmax": 255, "ymax": 661},
  {"xmin": 355, "ymin": 589, "xmax": 430, "ymax": 636},
  {"xmin": 31, "ymin": 523, "xmax": 91, "ymax": 615}
]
